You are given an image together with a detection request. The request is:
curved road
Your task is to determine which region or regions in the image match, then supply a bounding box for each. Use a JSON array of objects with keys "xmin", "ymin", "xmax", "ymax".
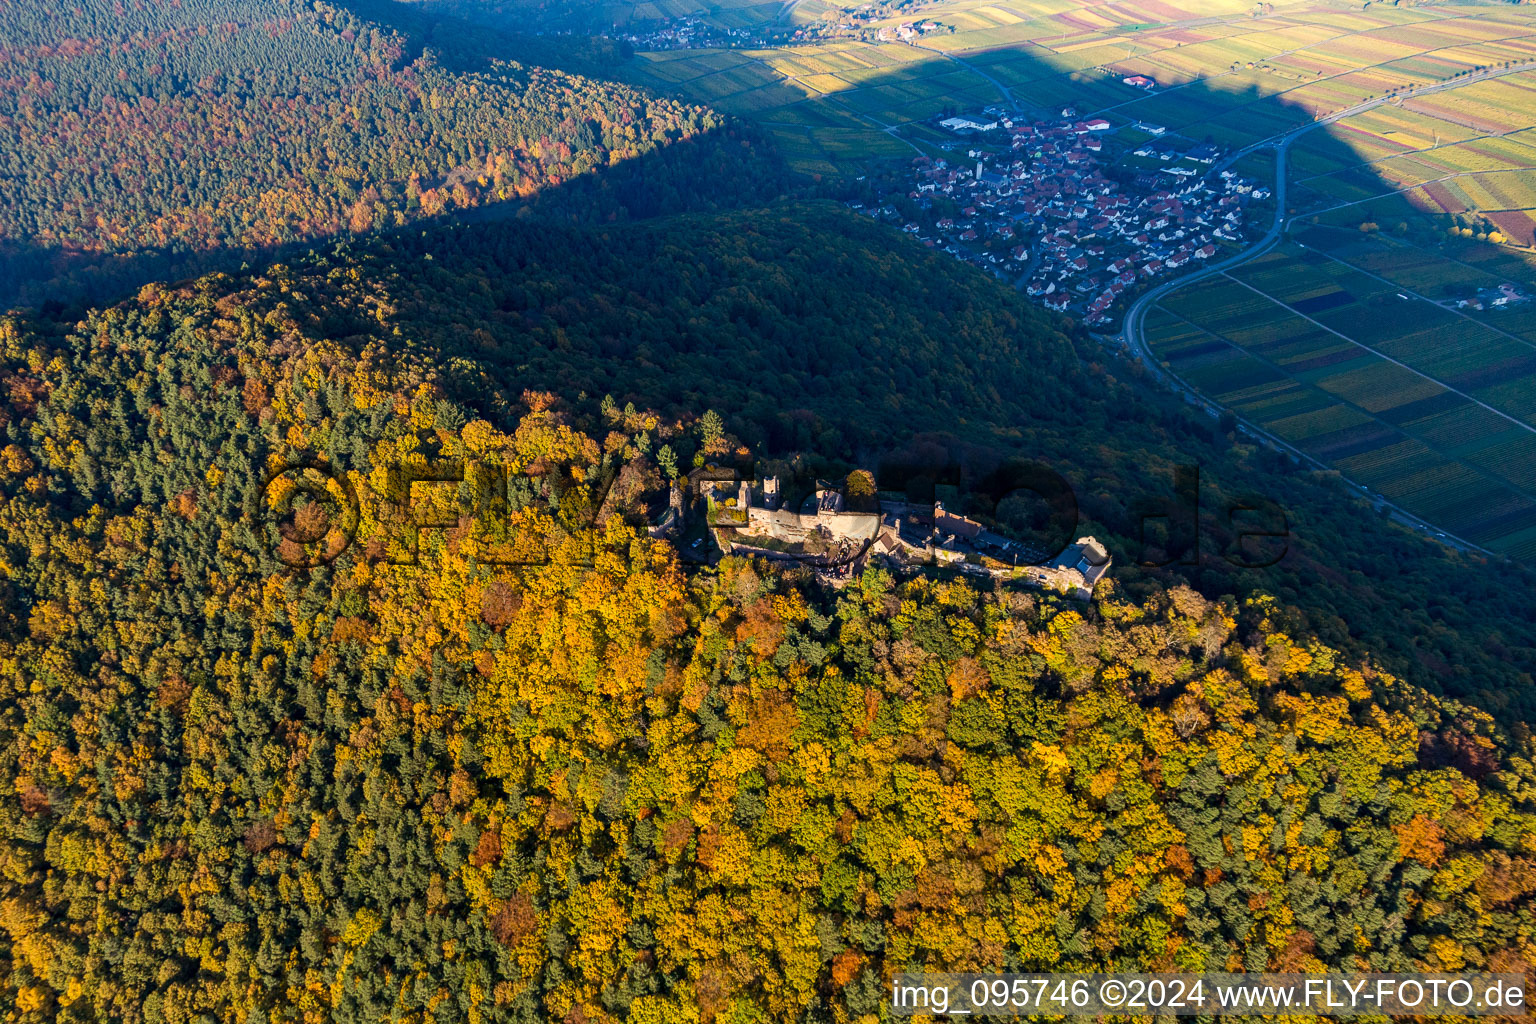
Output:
[{"xmin": 1114, "ymin": 58, "xmax": 1536, "ymax": 560}]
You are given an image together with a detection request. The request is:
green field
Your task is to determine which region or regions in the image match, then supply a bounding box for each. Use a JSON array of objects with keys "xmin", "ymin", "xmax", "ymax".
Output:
[
  {"xmin": 621, "ymin": 40, "xmax": 996, "ymax": 171},
  {"xmin": 1147, "ymin": 237, "xmax": 1536, "ymax": 558},
  {"xmin": 1292, "ymin": 71, "xmax": 1536, "ymax": 246}
]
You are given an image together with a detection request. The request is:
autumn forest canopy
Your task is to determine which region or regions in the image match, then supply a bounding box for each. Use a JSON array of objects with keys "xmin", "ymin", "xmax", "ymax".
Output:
[
  {"xmin": 2, "ymin": 280, "xmax": 1535, "ymax": 1023},
  {"xmin": 1, "ymin": 0, "xmax": 1535, "ymax": 1023},
  {"xmin": 0, "ymin": 0, "xmax": 772, "ymax": 305}
]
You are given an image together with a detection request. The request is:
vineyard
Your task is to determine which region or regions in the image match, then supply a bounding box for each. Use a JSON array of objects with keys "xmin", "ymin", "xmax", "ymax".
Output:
[
  {"xmin": 615, "ymin": 0, "xmax": 1536, "ymax": 173},
  {"xmin": 1148, "ymin": 237, "xmax": 1536, "ymax": 558},
  {"xmin": 1294, "ymin": 70, "xmax": 1536, "ymax": 245}
]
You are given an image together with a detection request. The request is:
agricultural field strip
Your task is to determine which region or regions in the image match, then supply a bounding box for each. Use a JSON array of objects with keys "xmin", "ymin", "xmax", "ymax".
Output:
[
  {"xmin": 1217, "ymin": 270, "xmax": 1536, "ymax": 439},
  {"xmin": 1311, "ymin": 160, "xmax": 1536, "ymax": 201},
  {"xmin": 1297, "ymin": 238, "xmax": 1536, "ymax": 357},
  {"xmin": 1380, "ymin": 141, "xmax": 1536, "ymax": 182},
  {"xmin": 921, "ymin": 24, "xmax": 1381, "ymax": 128},
  {"xmin": 1202, "ymin": 57, "xmax": 1536, "ymax": 220},
  {"xmin": 634, "ymin": 43, "xmax": 1001, "ymax": 130},
  {"xmin": 1048, "ymin": 10, "xmax": 1532, "ymax": 101},
  {"xmin": 1419, "ymin": 243, "xmax": 1536, "ymax": 298},
  {"xmin": 634, "ymin": 5, "xmax": 1536, "ymax": 145},
  {"xmin": 1294, "ymin": 126, "xmax": 1536, "ymax": 185},
  {"xmin": 954, "ymin": 17, "xmax": 1529, "ymax": 150},
  {"xmin": 966, "ymin": 3, "xmax": 1389, "ymax": 51},
  {"xmin": 1156, "ymin": 29, "xmax": 1536, "ymax": 122},
  {"xmin": 818, "ymin": 92, "xmax": 927, "ymax": 146},
  {"xmin": 1303, "ymin": 168, "xmax": 1536, "ymax": 221},
  {"xmin": 1080, "ymin": 20, "xmax": 1380, "ymax": 116},
  {"xmin": 764, "ymin": 75, "xmax": 933, "ymax": 152},
  {"xmin": 1391, "ymin": 101, "xmax": 1536, "ymax": 138},
  {"xmin": 1149, "ymin": 300, "xmax": 1536, "ymax": 518},
  {"xmin": 903, "ymin": 39, "xmax": 1017, "ymax": 107},
  {"xmin": 1074, "ymin": 14, "xmax": 1534, "ymax": 123},
  {"xmin": 635, "ymin": 51, "xmax": 807, "ymax": 99}
]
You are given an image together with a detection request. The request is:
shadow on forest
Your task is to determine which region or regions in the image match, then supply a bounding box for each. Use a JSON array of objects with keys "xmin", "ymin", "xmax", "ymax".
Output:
[
  {"xmin": 0, "ymin": 121, "xmax": 791, "ymax": 312},
  {"xmin": 0, "ymin": 0, "xmax": 784, "ymax": 311}
]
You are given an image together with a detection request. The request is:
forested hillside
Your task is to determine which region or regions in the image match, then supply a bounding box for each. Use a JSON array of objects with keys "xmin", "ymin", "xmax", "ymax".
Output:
[
  {"xmin": 1, "ymin": 277, "xmax": 1534, "ymax": 1022},
  {"xmin": 63, "ymin": 203, "xmax": 1531, "ymax": 722},
  {"xmin": 5, "ymin": 5, "xmax": 1536, "ymax": 1017},
  {"xmin": 0, "ymin": 0, "xmax": 772, "ymax": 304}
]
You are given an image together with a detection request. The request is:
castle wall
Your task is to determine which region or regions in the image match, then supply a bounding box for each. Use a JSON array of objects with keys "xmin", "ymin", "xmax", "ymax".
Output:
[{"xmin": 744, "ymin": 508, "xmax": 880, "ymax": 542}]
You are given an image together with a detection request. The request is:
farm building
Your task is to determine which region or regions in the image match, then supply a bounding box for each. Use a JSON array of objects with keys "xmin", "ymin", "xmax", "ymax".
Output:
[{"xmin": 940, "ymin": 114, "xmax": 999, "ymax": 133}]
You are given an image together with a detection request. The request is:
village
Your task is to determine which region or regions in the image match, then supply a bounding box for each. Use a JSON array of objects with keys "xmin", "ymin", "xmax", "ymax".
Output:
[
  {"xmin": 617, "ymin": 3, "xmax": 947, "ymax": 49},
  {"xmin": 852, "ymin": 101, "xmax": 1271, "ymax": 328},
  {"xmin": 652, "ymin": 469, "xmax": 1113, "ymax": 598},
  {"xmin": 616, "ymin": 16, "xmax": 765, "ymax": 50}
]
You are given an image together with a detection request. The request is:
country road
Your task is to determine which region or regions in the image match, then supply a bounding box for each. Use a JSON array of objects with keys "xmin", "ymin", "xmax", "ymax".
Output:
[
  {"xmin": 904, "ymin": 40, "xmax": 1017, "ymax": 108},
  {"xmin": 1110, "ymin": 57, "xmax": 1536, "ymax": 560}
]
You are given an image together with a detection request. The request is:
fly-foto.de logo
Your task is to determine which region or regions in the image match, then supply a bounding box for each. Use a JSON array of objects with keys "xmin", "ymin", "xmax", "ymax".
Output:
[
  {"xmin": 251, "ymin": 456, "xmax": 622, "ymax": 570},
  {"xmin": 250, "ymin": 452, "xmax": 1289, "ymax": 576}
]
